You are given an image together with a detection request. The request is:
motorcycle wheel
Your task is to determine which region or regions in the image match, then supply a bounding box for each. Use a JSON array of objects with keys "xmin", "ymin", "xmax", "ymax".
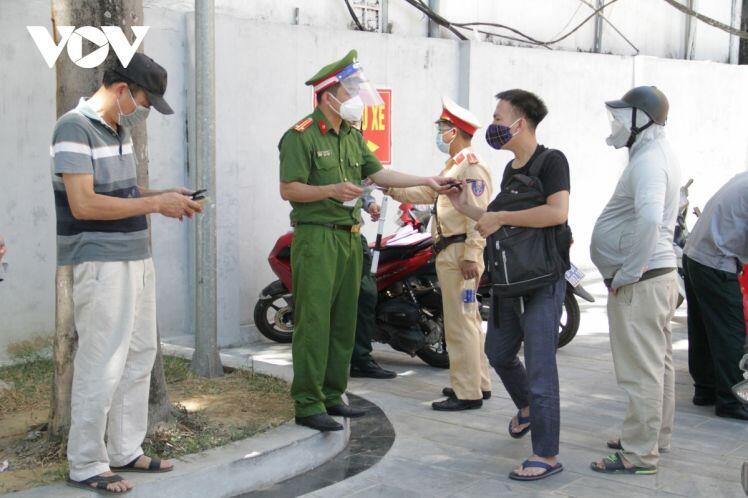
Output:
[
  {"xmin": 415, "ymin": 314, "xmax": 450, "ymax": 369},
  {"xmin": 558, "ymin": 286, "xmax": 580, "ymax": 349},
  {"xmin": 253, "ymin": 293, "xmax": 294, "ymax": 343}
]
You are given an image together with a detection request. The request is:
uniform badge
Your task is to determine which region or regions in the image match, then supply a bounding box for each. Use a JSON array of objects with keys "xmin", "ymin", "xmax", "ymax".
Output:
[
  {"xmin": 471, "ymin": 179, "xmax": 485, "ymax": 197},
  {"xmin": 316, "ymin": 150, "xmax": 332, "ymax": 157}
]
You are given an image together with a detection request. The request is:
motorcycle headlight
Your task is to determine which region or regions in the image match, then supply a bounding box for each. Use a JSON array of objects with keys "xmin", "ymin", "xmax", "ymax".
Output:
[{"xmin": 733, "ymin": 379, "xmax": 748, "ymax": 404}]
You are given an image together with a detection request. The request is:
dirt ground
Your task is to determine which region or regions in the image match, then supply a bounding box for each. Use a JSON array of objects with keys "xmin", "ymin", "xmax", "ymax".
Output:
[{"xmin": 0, "ymin": 355, "xmax": 293, "ymax": 493}]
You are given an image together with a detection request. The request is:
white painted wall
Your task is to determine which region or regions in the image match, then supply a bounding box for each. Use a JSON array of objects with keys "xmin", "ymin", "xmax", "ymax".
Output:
[
  {"xmin": 147, "ymin": 0, "xmax": 742, "ymax": 62},
  {"xmin": 1, "ymin": 1, "xmax": 747, "ymax": 360},
  {"xmin": 0, "ymin": 0, "xmax": 58, "ymax": 361}
]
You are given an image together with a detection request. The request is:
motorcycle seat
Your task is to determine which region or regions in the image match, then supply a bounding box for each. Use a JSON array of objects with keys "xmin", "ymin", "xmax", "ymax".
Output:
[{"xmin": 377, "ymin": 239, "xmax": 433, "ymax": 264}]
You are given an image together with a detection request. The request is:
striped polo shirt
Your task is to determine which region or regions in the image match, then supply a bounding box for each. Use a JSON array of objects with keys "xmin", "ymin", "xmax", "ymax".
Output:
[{"xmin": 51, "ymin": 98, "xmax": 150, "ymax": 266}]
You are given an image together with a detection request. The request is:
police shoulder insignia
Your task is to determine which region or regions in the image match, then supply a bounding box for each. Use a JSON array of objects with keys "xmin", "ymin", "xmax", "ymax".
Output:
[
  {"xmin": 471, "ymin": 179, "xmax": 486, "ymax": 197},
  {"xmin": 293, "ymin": 117, "xmax": 313, "ymax": 132},
  {"xmin": 467, "ymin": 152, "xmax": 479, "ymax": 164}
]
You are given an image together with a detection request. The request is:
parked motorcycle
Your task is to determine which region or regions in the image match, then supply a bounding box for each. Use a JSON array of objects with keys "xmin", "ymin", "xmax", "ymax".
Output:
[
  {"xmin": 254, "ymin": 228, "xmax": 449, "ymax": 367},
  {"xmin": 254, "ymin": 203, "xmax": 594, "ymax": 368},
  {"xmin": 733, "ymin": 331, "xmax": 748, "ymax": 495}
]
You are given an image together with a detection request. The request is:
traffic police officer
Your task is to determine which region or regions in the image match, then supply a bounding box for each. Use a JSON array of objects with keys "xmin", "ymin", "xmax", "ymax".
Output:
[
  {"xmin": 279, "ymin": 50, "xmax": 451, "ymax": 431},
  {"xmin": 389, "ymin": 97, "xmax": 494, "ymax": 411}
]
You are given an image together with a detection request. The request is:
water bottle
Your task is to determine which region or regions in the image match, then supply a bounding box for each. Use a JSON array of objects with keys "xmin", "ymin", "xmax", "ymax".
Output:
[{"xmin": 462, "ymin": 280, "xmax": 476, "ymax": 314}]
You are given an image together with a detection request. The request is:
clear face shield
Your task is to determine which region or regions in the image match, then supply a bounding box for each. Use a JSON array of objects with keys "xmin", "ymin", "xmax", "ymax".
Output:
[{"xmin": 337, "ymin": 62, "xmax": 384, "ymax": 107}]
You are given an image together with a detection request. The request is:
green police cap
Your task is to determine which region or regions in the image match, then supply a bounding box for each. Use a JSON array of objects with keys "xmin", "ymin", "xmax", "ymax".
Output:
[{"xmin": 305, "ymin": 49, "xmax": 359, "ymax": 92}]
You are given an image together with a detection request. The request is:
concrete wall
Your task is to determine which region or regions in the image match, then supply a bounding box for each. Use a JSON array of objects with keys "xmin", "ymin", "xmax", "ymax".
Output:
[
  {"xmin": 1, "ymin": 2, "xmax": 747, "ymax": 360},
  {"xmin": 0, "ymin": 0, "xmax": 58, "ymax": 361},
  {"xmin": 144, "ymin": 0, "xmax": 743, "ymax": 63}
]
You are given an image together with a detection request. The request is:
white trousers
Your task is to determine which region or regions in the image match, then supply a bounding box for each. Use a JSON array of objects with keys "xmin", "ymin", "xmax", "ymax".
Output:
[{"xmin": 67, "ymin": 259, "xmax": 157, "ymax": 481}]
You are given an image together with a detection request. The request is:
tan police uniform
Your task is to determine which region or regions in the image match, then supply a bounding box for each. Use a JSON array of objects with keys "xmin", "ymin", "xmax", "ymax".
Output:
[{"xmin": 389, "ymin": 97, "xmax": 493, "ymax": 401}]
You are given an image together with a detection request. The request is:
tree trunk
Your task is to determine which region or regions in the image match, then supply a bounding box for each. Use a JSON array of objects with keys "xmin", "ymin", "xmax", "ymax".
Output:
[
  {"xmin": 49, "ymin": 0, "xmax": 173, "ymax": 439},
  {"xmin": 48, "ymin": 266, "xmax": 76, "ymax": 440}
]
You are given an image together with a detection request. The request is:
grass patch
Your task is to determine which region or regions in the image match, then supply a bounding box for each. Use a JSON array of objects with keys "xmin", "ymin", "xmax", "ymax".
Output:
[{"xmin": 0, "ymin": 354, "xmax": 293, "ymax": 493}]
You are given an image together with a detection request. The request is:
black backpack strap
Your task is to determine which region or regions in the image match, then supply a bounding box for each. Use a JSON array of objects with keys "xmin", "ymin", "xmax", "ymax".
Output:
[{"xmin": 527, "ymin": 148, "xmax": 554, "ymax": 180}]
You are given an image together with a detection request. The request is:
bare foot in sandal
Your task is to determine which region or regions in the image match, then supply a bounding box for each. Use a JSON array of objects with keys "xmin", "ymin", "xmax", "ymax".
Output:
[
  {"xmin": 67, "ymin": 471, "xmax": 133, "ymax": 494},
  {"xmin": 132, "ymin": 455, "xmax": 173, "ymax": 471},
  {"xmin": 509, "ymin": 407, "xmax": 530, "ymax": 435}
]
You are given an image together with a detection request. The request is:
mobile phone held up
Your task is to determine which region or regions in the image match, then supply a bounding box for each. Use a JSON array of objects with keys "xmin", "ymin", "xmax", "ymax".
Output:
[{"xmin": 191, "ymin": 189, "xmax": 211, "ymax": 206}]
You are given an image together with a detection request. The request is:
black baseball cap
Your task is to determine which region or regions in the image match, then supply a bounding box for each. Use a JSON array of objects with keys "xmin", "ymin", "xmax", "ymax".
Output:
[{"xmin": 112, "ymin": 52, "xmax": 173, "ymax": 115}]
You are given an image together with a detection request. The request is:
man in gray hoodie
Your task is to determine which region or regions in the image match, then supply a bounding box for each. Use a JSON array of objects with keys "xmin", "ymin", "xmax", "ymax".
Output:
[{"xmin": 589, "ymin": 86, "xmax": 681, "ymax": 475}]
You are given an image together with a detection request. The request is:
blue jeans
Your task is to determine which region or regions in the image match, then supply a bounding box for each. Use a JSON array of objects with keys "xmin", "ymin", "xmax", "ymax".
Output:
[{"xmin": 485, "ymin": 278, "xmax": 565, "ymax": 457}]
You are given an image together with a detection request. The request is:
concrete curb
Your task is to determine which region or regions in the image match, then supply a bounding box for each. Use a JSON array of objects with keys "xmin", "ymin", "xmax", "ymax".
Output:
[{"xmin": 7, "ymin": 343, "xmax": 349, "ymax": 498}]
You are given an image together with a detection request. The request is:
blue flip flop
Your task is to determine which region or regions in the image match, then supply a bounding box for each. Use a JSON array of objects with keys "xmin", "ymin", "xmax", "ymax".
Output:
[
  {"xmin": 509, "ymin": 460, "xmax": 564, "ymax": 481},
  {"xmin": 508, "ymin": 410, "xmax": 531, "ymax": 439}
]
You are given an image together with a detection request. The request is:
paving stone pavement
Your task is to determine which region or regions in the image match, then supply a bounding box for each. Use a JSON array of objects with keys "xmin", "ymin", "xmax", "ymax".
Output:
[{"xmin": 222, "ymin": 277, "xmax": 747, "ymax": 497}]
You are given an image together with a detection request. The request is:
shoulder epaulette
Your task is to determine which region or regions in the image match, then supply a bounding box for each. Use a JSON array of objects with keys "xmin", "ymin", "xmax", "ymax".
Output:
[{"xmin": 293, "ymin": 117, "xmax": 314, "ymax": 133}]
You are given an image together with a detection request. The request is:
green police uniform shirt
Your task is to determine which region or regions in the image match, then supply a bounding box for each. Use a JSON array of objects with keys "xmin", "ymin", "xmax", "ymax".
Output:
[{"xmin": 279, "ymin": 107, "xmax": 383, "ymax": 226}]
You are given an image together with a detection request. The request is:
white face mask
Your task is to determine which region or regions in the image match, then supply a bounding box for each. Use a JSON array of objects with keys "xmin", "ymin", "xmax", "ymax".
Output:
[
  {"xmin": 605, "ymin": 108, "xmax": 631, "ymax": 149},
  {"xmin": 435, "ymin": 127, "xmax": 456, "ymax": 155},
  {"xmin": 117, "ymin": 88, "xmax": 150, "ymax": 128},
  {"xmin": 330, "ymin": 94, "xmax": 365, "ymax": 123}
]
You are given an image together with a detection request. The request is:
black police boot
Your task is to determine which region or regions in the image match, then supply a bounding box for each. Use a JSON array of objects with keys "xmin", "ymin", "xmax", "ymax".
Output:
[
  {"xmin": 350, "ymin": 360, "xmax": 397, "ymax": 379},
  {"xmin": 442, "ymin": 386, "xmax": 491, "ymax": 400},
  {"xmin": 327, "ymin": 403, "xmax": 367, "ymax": 418},
  {"xmin": 295, "ymin": 413, "xmax": 344, "ymax": 432},
  {"xmin": 432, "ymin": 397, "xmax": 483, "ymax": 411}
]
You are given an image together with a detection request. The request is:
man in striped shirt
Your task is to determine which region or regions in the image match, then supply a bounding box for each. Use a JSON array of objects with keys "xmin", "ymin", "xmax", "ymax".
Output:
[{"xmin": 53, "ymin": 53, "xmax": 202, "ymax": 494}]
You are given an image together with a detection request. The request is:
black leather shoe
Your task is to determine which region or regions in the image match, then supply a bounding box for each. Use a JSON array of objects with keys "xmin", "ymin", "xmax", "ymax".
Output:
[
  {"xmin": 432, "ymin": 397, "xmax": 482, "ymax": 411},
  {"xmin": 442, "ymin": 387, "xmax": 491, "ymax": 400},
  {"xmin": 350, "ymin": 361, "xmax": 397, "ymax": 379},
  {"xmin": 327, "ymin": 403, "xmax": 367, "ymax": 418},
  {"xmin": 692, "ymin": 395, "xmax": 716, "ymax": 406},
  {"xmin": 295, "ymin": 413, "xmax": 344, "ymax": 432},
  {"xmin": 715, "ymin": 405, "xmax": 748, "ymax": 420}
]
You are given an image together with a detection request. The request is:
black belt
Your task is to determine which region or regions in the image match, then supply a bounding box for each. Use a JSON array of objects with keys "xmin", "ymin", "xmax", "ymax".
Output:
[
  {"xmin": 294, "ymin": 222, "xmax": 361, "ymax": 233},
  {"xmin": 605, "ymin": 267, "xmax": 676, "ymax": 289},
  {"xmin": 433, "ymin": 234, "xmax": 467, "ymax": 255}
]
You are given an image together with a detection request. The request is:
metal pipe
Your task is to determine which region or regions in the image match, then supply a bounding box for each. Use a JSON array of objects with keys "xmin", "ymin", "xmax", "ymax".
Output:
[
  {"xmin": 593, "ymin": 0, "xmax": 604, "ymax": 53},
  {"xmin": 380, "ymin": 0, "xmax": 389, "ymax": 33},
  {"xmin": 729, "ymin": 0, "xmax": 740, "ymax": 63},
  {"xmin": 428, "ymin": 0, "xmax": 440, "ymax": 37},
  {"xmin": 684, "ymin": 0, "xmax": 695, "ymax": 60},
  {"xmin": 192, "ymin": 0, "xmax": 223, "ymax": 377}
]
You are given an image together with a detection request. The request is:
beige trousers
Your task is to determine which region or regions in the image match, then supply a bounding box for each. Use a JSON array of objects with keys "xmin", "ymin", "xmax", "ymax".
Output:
[
  {"xmin": 436, "ymin": 243, "xmax": 492, "ymax": 400},
  {"xmin": 607, "ymin": 271, "xmax": 677, "ymax": 468},
  {"xmin": 67, "ymin": 259, "xmax": 158, "ymax": 481}
]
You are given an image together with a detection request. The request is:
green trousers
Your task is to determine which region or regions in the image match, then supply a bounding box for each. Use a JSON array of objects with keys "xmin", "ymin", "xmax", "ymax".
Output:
[
  {"xmin": 290, "ymin": 225, "xmax": 362, "ymax": 417},
  {"xmin": 352, "ymin": 235, "xmax": 378, "ymax": 367}
]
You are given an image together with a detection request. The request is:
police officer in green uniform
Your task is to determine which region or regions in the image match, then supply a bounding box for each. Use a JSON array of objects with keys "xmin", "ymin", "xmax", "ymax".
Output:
[{"xmin": 279, "ymin": 50, "xmax": 451, "ymax": 431}]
